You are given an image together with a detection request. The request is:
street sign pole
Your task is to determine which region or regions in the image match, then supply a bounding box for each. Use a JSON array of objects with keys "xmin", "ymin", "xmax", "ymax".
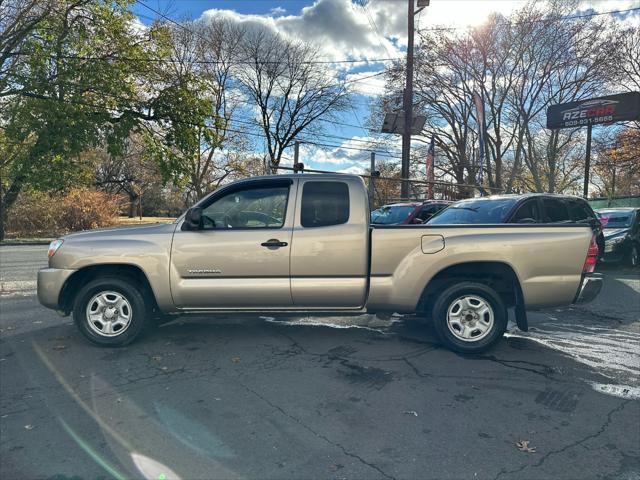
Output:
[
  {"xmin": 583, "ymin": 124, "xmax": 592, "ymax": 199},
  {"xmin": 369, "ymin": 152, "xmax": 375, "ymax": 207}
]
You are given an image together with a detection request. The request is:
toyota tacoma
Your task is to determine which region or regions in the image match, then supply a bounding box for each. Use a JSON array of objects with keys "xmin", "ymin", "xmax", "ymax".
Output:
[{"xmin": 38, "ymin": 174, "xmax": 603, "ymax": 353}]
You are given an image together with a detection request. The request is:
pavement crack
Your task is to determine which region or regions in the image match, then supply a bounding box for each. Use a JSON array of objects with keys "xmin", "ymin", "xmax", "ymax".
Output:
[
  {"xmin": 478, "ymin": 355, "xmax": 556, "ymax": 378},
  {"xmin": 493, "ymin": 400, "xmax": 630, "ymax": 480},
  {"xmin": 239, "ymin": 381, "xmax": 396, "ymax": 480},
  {"xmin": 402, "ymin": 357, "xmax": 432, "ymax": 378}
]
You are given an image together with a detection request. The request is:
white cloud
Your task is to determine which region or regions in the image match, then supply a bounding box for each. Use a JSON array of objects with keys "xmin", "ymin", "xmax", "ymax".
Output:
[
  {"xmin": 337, "ymin": 165, "xmax": 366, "ymax": 174},
  {"xmin": 200, "ymin": 0, "xmax": 402, "ymax": 62},
  {"xmin": 269, "ymin": 6, "xmax": 287, "ymax": 17},
  {"xmin": 346, "ymin": 70, "xmax": 387, "ymax": 97}
]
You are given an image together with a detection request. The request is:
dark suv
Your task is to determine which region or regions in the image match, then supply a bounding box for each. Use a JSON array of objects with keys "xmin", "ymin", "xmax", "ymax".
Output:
[
  {"xmin": 428, "ymin": 193, "xmax": 604, "ymax": 252},
  {"xmin": 596, "ymin": 208, "xmax": 639, "ymax": 267}
]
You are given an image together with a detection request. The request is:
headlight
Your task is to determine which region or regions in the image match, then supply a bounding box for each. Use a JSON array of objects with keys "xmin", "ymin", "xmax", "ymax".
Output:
[
  {"xmin": 48, "ymin": 239, "xmax": 64, "ymax": 258},
  {"xmin": 605, "ymin": 236, "xmax": 625, "ymax": 247}
]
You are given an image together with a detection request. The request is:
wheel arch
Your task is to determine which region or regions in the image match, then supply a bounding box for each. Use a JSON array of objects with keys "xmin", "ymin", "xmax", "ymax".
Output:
[
  {"xmin": 59, "ymin": 264, "xmax": 159, "ymax": 314},
  {"xmin": 417, "ymin": 261, "xmax": 526, "ymax": 328}
]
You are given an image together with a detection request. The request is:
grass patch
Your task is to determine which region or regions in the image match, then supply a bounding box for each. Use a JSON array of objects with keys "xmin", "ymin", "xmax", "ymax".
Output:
[{"xmin": 117, "ymin": 216, "xmax": 176, "ymax": 225}]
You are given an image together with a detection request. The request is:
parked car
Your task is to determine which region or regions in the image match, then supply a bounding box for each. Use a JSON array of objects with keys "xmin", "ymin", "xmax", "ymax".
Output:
[
  {"xmin": 427, "ymin": 193, "xmax": 605, "ymax": 253},
  {"xmin": 595, "ymin": 208, "xmax": 639, "ymax": 267},
  {"xmin": 371, "ymin": 200, "xmax": 451, "ymax": 225},
  {"xmin": 38, "ymin": 175, "xmax": 602, "ymax": 354}
]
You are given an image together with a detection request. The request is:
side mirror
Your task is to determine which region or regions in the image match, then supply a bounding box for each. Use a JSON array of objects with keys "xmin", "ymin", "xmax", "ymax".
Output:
[{"xmin": 182, "ymin": 207, "xmax": 203, "ymax": 231}]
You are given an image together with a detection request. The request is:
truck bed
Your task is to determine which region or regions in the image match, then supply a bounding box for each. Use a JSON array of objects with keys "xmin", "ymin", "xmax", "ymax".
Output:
[{"xmin": 368, "ymin": 224, "xmax": 593, "ymax": 311}]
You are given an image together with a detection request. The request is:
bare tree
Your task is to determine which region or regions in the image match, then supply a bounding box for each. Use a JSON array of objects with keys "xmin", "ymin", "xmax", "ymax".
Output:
[
  {"xmin": 617, "ymin": 25, "xmax": 640, "ymax": 92},
  {"xmin": 381, "ymin": 1, "xmax": 623, "ymax": 195},
  {"xmin": 237, "ymin": 29, "xmax": 349, "ymax": 171},
  {"xmin": 145, "ymin": 18, "xmax": 252, "ymax": 201}
]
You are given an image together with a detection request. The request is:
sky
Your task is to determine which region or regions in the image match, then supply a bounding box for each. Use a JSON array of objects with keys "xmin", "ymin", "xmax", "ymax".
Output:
[{"xmin": 131, "ymin": 0, "xmax": 640, "ymax": 174}]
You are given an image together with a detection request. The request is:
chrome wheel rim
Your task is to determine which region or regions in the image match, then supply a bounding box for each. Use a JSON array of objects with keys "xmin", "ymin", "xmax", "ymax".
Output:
[
  {"xmin": 446, "ymin": 295, "xmax": 494, "ymax": 342},
  {"xmin": 86, "ymin": 291, "xmax": 132, "ymax": 337}
]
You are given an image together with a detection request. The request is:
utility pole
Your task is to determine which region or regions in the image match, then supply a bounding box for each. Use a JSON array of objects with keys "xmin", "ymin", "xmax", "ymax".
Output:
[
  {"xmin": 401, "ymin": 0, "xmax": 415, "ymax": 200},
  {"xmin": 400, "ymin": 0, "xmax": 428, "ymax": 199},
  {"xmin": 583, "ymin": 124, "xmax": 592, "ymax": 199}
]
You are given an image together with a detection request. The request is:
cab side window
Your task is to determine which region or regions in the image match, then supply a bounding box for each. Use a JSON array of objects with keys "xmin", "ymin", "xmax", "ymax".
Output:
[
  {"xmin": 511, "ymin": 200, "xmax": 539, "ymax": 223},
  {"xmin": 201, "ymin": 185, "xmax": 289, "ymax": 230},
  {"xmin": 300, "ymin": 181, "xmax": 350, "ymax": 228}
]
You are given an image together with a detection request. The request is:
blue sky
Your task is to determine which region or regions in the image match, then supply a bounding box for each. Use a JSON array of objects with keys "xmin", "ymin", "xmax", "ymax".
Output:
[{"xmin": 130, "ymin": 0, "xmax": 640, "ymax": 173}]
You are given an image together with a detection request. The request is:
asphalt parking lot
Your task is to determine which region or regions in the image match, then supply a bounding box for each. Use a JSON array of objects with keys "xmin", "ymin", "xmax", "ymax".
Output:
[{"xmin": 1, "ymin": 245, "xmax": 639, "ymax": 480}]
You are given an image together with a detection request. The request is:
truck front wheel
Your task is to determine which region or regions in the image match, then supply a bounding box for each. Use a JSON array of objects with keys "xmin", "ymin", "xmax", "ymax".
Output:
[
  {"xmin": 431, "ymin": 282, "xmax": 507, "ymax": 354},
  {"xmin": 72, "ymin": 277, "xmax": 150, "ymax": 346}
]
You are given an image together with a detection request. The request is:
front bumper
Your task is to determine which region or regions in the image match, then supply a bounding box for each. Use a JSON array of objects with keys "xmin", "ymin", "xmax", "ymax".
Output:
[
  {"xmin": 574, "ymin": 274, "xmax": 603, "ymax": 304},
  {"xmin": 37, "ymin": 268, "xmax": 76, "ymax": 310}
]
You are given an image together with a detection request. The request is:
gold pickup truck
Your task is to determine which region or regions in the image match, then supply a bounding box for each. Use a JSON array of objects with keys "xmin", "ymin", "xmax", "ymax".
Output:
[{"xmin": 37, "ymin": 174, "xmax": 602, "ymax": 353}]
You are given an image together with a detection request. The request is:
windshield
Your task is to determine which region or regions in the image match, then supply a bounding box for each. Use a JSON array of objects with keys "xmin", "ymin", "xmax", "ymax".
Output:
[
  {"xmin": 597, "ymin": 211, "xmax": 635, "ymax": 228},
  {"xmin": 371, "ymin": 205, "xmax": 416, "ymax": 224},
  {"xmin": 427, "ymin": 198, "xmax": 517, "ymax": 224}
]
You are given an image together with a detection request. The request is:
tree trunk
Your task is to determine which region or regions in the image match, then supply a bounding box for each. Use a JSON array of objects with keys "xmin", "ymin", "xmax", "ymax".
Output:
[
  {"xmin": 128, "ymin": 193, "xmax": 138, "ymax": 218},
  {"xmin": 0, "ymin": 181, "xmax": 23, "ymax": 241}
]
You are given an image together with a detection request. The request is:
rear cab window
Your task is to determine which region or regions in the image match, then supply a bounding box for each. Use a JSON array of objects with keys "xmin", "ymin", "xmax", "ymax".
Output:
[
  {"xmin": 300, "ymin": 181, "xmax": 350, "ymax": 228},
  {"xmin": 541, "ymin": 197, "xmax": 570, "ymax": 223}
]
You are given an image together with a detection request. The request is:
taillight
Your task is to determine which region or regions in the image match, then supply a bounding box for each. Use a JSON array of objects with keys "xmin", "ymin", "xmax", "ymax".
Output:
[{"xmin": 583, "ymin": 235, "xmax": 598, "ymax": 273}]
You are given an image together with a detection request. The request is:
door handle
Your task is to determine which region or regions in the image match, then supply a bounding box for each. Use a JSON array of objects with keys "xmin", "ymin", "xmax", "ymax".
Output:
[{"xmin": 261, "ymin": 239, "xmax": 288, "ymax": 248}]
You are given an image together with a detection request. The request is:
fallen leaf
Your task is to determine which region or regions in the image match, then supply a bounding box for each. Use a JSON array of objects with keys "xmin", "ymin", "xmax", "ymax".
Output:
[
  {"xmin": 516, "ymin": 440, "xmax": 536, "ymax": 453},
  {"xmin": 24, "ymin": 425, "xmax": 33, "ymax": 430},
  {"xmin": 403, "ymin": 410, "xmax": 418, "ymax": 417},
  {"xmin": 231, "ymin": 357, "xmax": 241, "ymax": 363}
]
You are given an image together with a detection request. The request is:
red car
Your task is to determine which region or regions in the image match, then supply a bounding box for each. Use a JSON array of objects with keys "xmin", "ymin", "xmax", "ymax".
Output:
[{"xmin": 371, "ymin": 201, "xmax": 452, "ymax": 225}]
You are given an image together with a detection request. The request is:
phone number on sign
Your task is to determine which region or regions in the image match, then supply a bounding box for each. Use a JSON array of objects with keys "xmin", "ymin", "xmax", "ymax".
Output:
[{"xmin": 562, "ymin": 115, "xmax": 614, "ymax": 127}]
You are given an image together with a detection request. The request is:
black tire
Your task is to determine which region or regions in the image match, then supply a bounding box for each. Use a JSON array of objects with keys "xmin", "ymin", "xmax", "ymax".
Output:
[
  {"xmin": 72, "ymin": 277, "xmax": 150, "ymax": 347},
  {"xmin": 628, "ymin": 244, "xmax": 639, "ymax": 268},
  {"xmin": 431, "ymin": 282, "xmax": 507, "ymax": 354}
]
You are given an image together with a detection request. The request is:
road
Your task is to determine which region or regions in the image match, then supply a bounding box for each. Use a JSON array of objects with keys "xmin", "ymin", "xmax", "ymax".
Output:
[{"xmin": 1, "ymin": 245, "xmax": 639, "ymax": 480}]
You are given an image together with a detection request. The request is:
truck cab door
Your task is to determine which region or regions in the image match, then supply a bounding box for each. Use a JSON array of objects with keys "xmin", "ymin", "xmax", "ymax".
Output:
[
  {"xmin": 170, "ymin": 178, "xmax": 296, "ymax": 309},
  {"xmin": 289, "ymin": 179, "xmax": 369, "ymax": 308}
]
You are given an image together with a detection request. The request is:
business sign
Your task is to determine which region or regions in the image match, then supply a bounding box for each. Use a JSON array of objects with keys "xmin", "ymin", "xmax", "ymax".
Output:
[{"xmin": 546, "ymin": 92, "xmax": 640, "ymax": 129}]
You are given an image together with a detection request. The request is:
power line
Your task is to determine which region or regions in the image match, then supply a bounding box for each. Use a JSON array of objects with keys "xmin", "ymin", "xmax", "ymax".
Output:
[
  {"xmin": 8, "ymin": 51, "xmax": 400, "ymax": 66},
  {"xmin": 4, "ymin": 72, "xmax": 392, "ymax": 147},
  {"xmin": 10, "ymin": 91, "xmax": 404, "ymax": 158},
  {"xmin": 418, "ymin": 6, "xmax": 640, "ymax": 33}
]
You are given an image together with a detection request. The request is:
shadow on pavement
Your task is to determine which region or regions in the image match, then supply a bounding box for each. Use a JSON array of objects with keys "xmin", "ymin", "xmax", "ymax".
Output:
[{"xmin": 2, "ymin": 313, "xmax": 639, "ymax": 480}]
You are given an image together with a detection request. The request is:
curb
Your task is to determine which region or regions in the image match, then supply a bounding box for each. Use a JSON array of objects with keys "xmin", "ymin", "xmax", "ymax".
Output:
[{"xmin": 0, "ymin": 239, "xmax": 53, "ymax": 246}]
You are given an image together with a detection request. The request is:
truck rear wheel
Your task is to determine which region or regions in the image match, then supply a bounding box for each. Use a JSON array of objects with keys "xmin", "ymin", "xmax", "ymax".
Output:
[
  {"xmin": 431, "ymin": 282, "xmax": 507, "ymax": 354},
  {"xmin": 72, "ymin": 277, "xmax": 150, "ymax": 346}
]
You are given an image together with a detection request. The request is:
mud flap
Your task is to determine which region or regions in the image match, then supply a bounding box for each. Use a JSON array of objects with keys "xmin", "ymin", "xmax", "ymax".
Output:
[{"xmin": 514, "ymin": 286, "xmax": 528, "ymax": 332}]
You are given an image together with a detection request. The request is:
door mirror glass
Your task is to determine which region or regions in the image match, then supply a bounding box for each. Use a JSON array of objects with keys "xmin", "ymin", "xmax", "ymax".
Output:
[{"xmin": 182, "ymin": 207, "xmax": 203, "ymax": 231}]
